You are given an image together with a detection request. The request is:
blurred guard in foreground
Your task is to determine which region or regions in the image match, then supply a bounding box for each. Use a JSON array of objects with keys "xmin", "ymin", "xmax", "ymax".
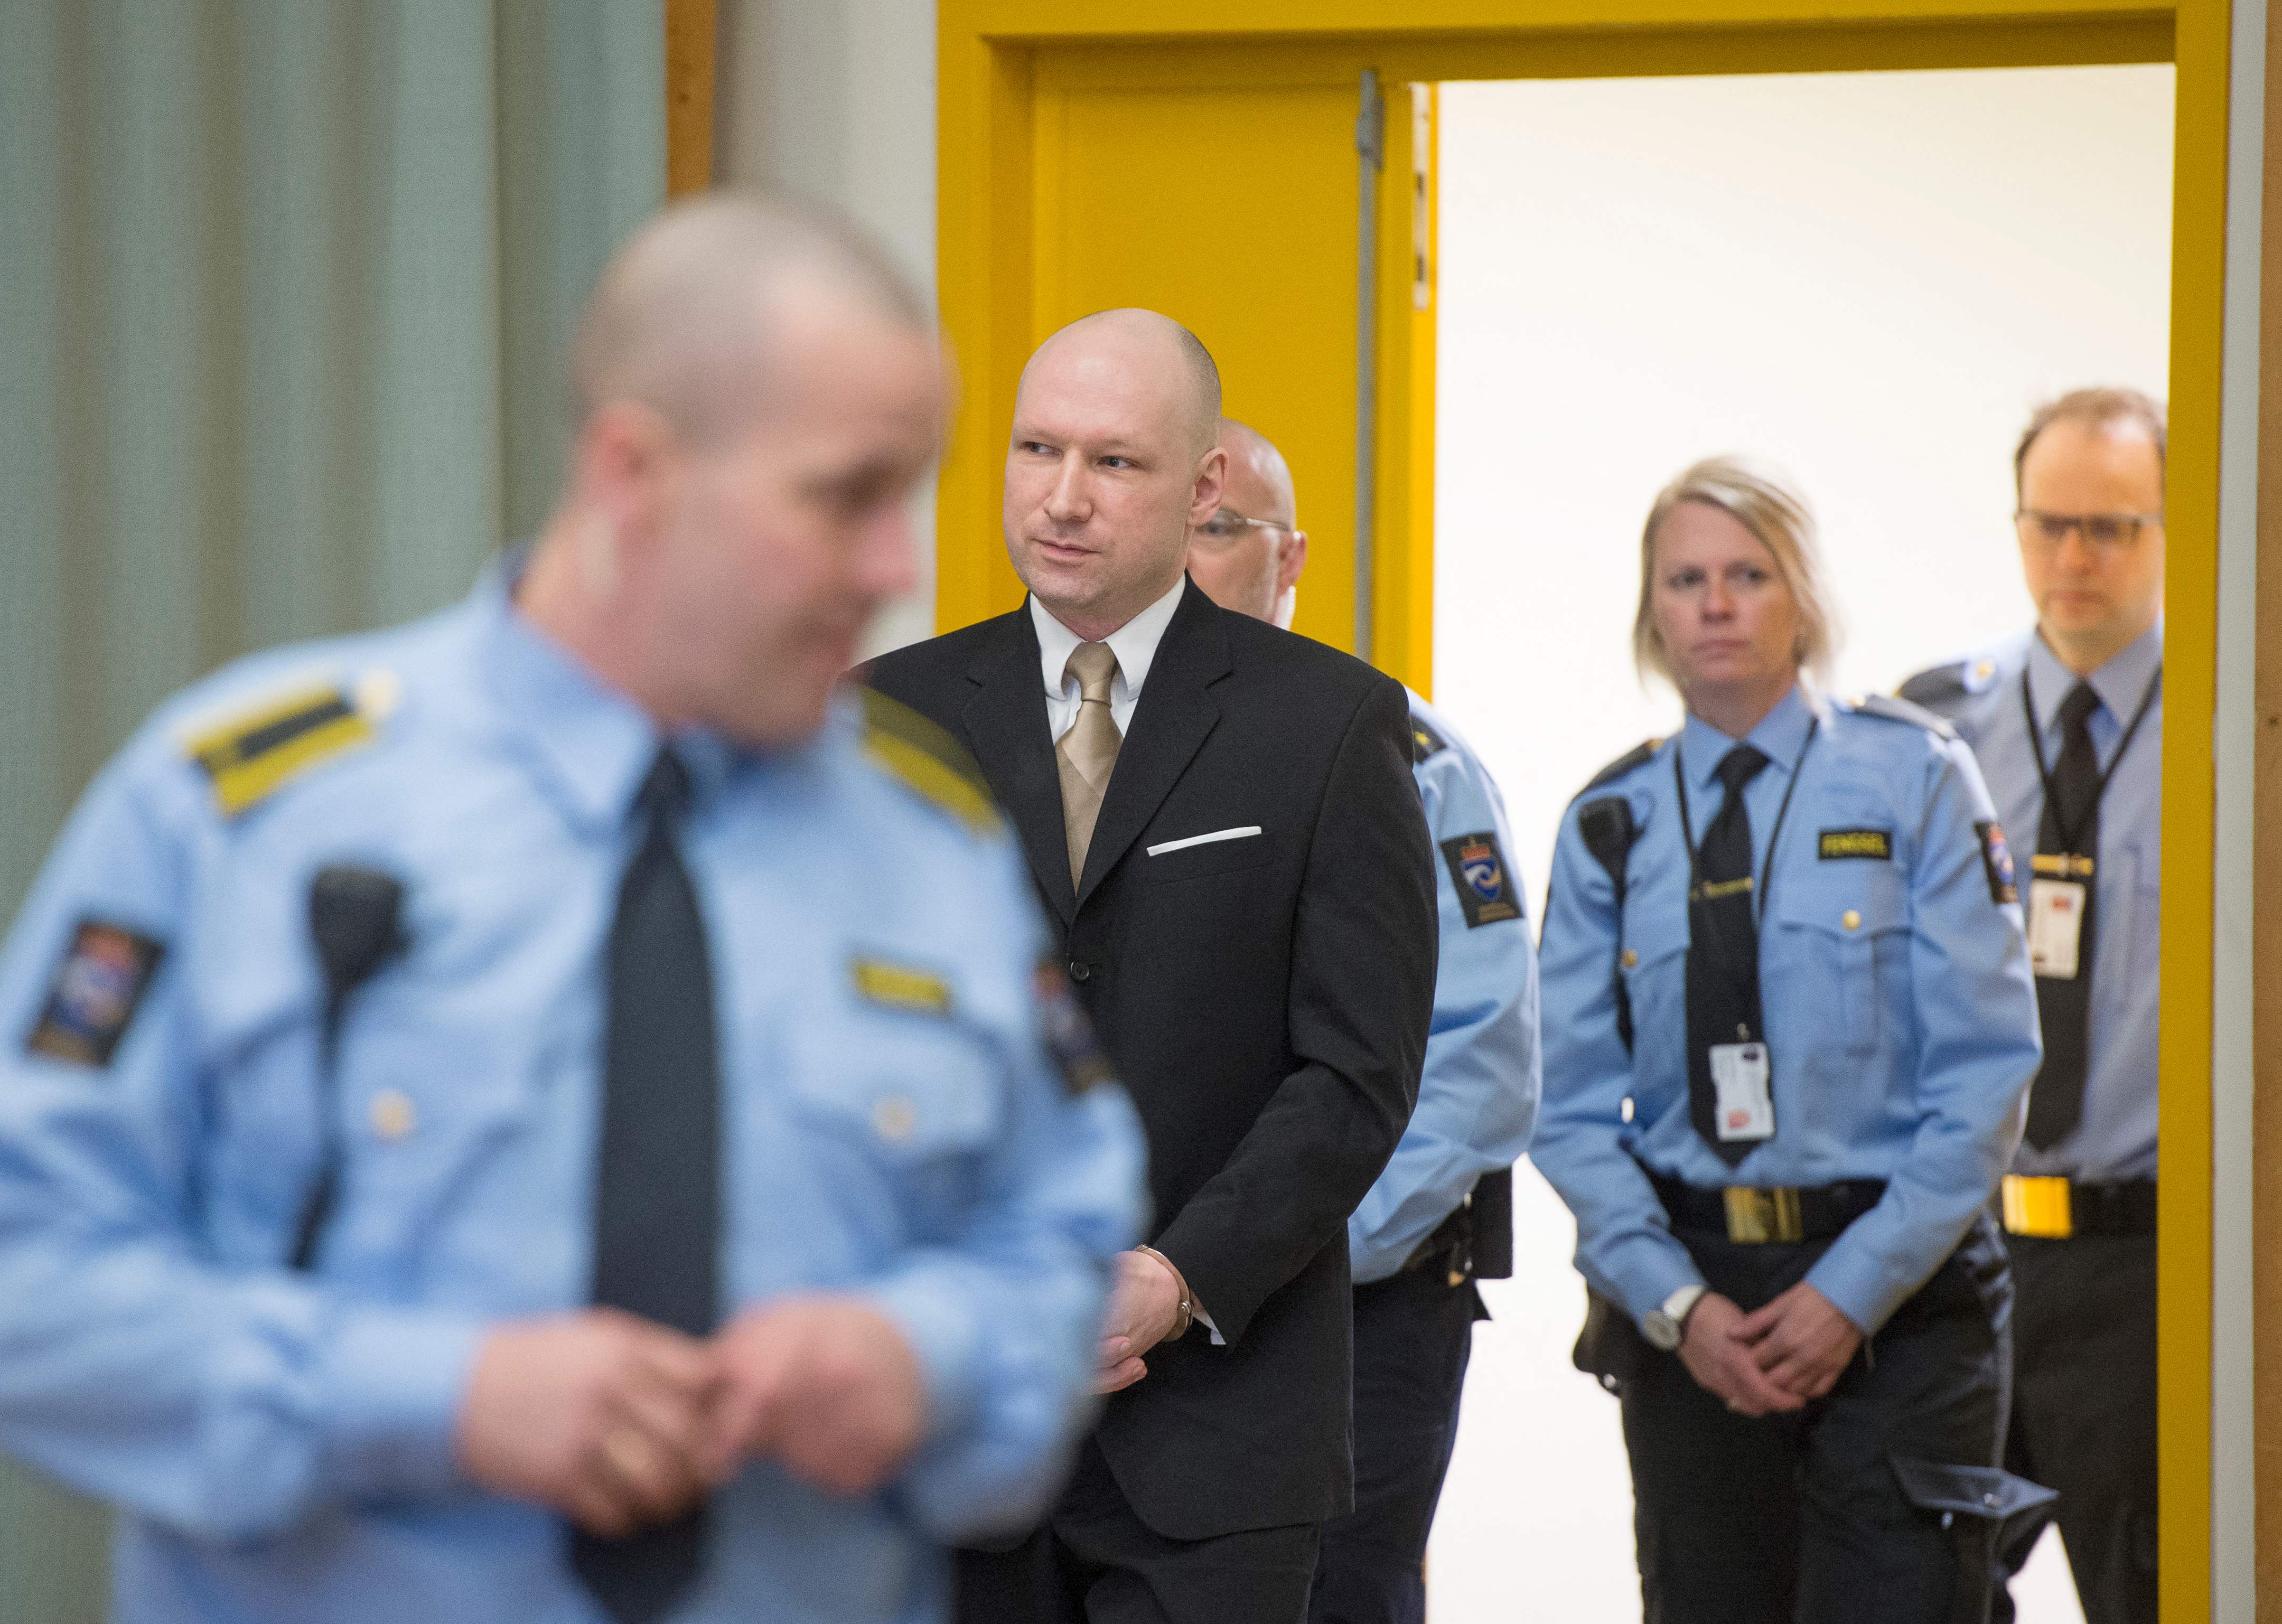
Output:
[
  {"xmin": 1533, "ymin": 457, "xmax": 2047, "ymax": 1622},
  {"xmin": 0, "ymin": 195, "xmax": 1144, "ymax": 1624},
  {"xmin": 1186, "ymin": 420, "xmax": 1539, "ymax": 1624},
  {"xmin": 1902, "ymin": 389, "xmax": 2166, "ymax": 1624}
]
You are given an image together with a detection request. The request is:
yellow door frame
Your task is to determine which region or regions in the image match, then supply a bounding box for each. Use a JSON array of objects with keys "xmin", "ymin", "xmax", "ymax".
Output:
[{"xmin": 938, "ymin": 4, "xmax": 2231, "ymax": 1617}]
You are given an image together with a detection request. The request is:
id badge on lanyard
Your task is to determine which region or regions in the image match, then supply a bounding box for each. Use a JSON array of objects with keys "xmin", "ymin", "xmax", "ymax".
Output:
[
  {"xmin": 1675, "ymin": 724, "xmax": 1816, "ymax": 1149},
  {"xmin": 2027, "ymin": 877, "xmax": 2087, "ymax": 979},
  {"xmin": 2021, "ymin": 665, "xmax": 2158, "ymax": 985},
  {"xmin": 1710, "ymin": 1041, "xmax": 1774, "ymax": 1142}
]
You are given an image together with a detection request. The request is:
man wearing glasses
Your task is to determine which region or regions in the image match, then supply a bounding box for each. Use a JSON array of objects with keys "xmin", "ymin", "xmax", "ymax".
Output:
[
  {"xmin": 1189, "ymin": 420, "xmax": 1540, "ymax": 1624},
  {"xmin": 1901, "ymin": 388, "xmax": 2165, "ymax": 1624}
]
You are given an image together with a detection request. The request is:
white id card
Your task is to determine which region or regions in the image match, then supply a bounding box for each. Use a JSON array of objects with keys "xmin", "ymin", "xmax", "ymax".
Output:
[
  {"xmin": 2026, "ymin": 878, "xmax": 2086, "ymax": 980},
  {"xmin": 1709, "ymin": 1042, "xmax": 1775, "ymax": 1143}
]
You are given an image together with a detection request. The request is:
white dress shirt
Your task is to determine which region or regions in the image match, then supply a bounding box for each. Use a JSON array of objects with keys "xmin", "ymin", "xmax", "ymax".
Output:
[
  {"xmin": 1031, "ymin": 574, "xmax": 1225, "ymax": 1340},
  {"xmin": 1030, "ymin": 576, "xmax": 1186, "ymax": 743}
]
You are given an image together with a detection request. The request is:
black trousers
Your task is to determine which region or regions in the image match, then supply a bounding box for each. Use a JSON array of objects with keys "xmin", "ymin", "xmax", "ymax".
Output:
[
  {"xmin": 1619, "ymin": 1215, "xmax": 2017, "ymax": 1624},
  {"xmin": 1307, "ymin": 1265, "xmax": 1481, "ymax": 1624},
  {"xmin": 1991, "ymin": 1231, "xmax": 2157, "ymax": 1624},
  {"xmin": 953, "ymin": 1437, "xmax": 1321, "ymax": 1624}
]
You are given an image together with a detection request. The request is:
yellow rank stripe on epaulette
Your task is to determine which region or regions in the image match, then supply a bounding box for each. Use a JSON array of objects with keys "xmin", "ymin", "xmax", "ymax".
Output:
[
  {"xmin": 859, "ymin": 690, "xmax": 1001, "ymax": 837},
  {"xmin": 182, "ymin": 678, "xmax": 379, "ymax": 816}
]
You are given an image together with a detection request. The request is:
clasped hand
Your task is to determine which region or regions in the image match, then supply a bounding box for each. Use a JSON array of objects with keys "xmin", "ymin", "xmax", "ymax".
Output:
[
  {"xmin": 454, "ymin": 1297, "xmax": 927, "ymax": 1537},
  {"xmin": 1093, "ymin": 1247, "xmax": 1187, "ymax": 1394},
  {"xmin": 1677, "ymin": 1282, "xmax": 1863, "ymax": 1418}
]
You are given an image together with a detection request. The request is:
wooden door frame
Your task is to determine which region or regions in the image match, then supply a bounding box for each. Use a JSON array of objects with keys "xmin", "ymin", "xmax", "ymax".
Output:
[{"xmin": 939, "ymin": 4, "xmax": 2233, "ymax": 1617}]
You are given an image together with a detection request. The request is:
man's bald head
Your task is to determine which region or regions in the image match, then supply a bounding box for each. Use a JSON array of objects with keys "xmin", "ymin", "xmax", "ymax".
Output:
[
  {"xmin": 521, "ymin": 191, "xmax": 943, "ymax": 753},
  {"xmin": 1019, "ymin": 309, "xmax": 1222, "ymax": 457},
  {"xmin": 1188, "ymin": 418, "xmax": 1310, "ymax": 625},
  {"xmin": 1002, "ymin": 308, "xmax": 1227, "ymax": 639},
  {"xmin": 1218, "ymin": 419, "xmax": 1297, "ymax": 527},
  {"xmin": 574, "ymin": 192, "xmax": 930, "ymax": 446}
]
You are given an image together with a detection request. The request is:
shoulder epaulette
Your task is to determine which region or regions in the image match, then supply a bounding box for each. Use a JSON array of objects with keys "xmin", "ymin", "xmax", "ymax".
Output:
[
  {"xmin": 1409, "ymin": 716, "xmax": 1449, "ymax": 764},
  {"xmin": 859, "ymin": 687, "xmax": 1002, "ymax": 837},
  {"xmin": 180, "ymin": 670, "xmax": 396, "ymax": 816},
  {"xmin": 1896, "ymin": 662, "xmax": 1970, "ymax": 713},
  {"xmin": 1846, "ymin": 692, "xmax": 1957, "ymax": 741},
  {"xmin": 1582, "ymin": 738, "xmax": 1661, "ymax": 794}
]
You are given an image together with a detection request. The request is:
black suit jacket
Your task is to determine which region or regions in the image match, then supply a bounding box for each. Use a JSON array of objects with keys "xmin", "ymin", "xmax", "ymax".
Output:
[{"xmin": 862, "ymin": 580, "xmax": 1436, "ymax": 1539}]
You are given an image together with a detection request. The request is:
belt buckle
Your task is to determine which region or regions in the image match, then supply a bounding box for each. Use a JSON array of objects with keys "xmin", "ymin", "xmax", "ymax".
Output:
[
  {"xmin": 2002, "ymin": 1175, "xmax": 2074, "ymax": 1239},
  {"xmin": 1723, "ymin": 1186, "xmax": 1804, "ymax": 1245}
]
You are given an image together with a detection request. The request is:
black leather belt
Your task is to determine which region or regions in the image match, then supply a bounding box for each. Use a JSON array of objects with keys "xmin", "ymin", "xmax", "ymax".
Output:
[
  {"xmin": 1999, "ymin": 1175, "xmax": 2156, "ymax": 1238},
  {"xmin": 1649, "ymin": 1169, "xmax": 1887, "ymax": 1245}
]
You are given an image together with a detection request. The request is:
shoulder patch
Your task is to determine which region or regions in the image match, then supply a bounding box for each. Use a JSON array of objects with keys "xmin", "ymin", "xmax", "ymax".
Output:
[
  {"xmin": 1845, "ymin": 692, "xmax": 1957, "ymax": 741},
  {"xmin": 181, "ymin": 670, "xmax": 396, "ymax": 816},
  {"xmin": 25, "ymin": 919, "xmax": 166, "ymax": 1067},
  {"xmin": 1975, "ymin": 820, "xmax": 2020, "ymax": 905},
  {"xmin": 1409, "ymin": 716, "xmax": 1449, "ymax": 764},
  {"xmin": 1582, "ymin": 738, "xmax": 1661, "ymax": 794},
  {"xmin": 1034, "ymin": 960, "xmax": 1115, "ymax": 1096},
  {"xmin": 859, "ymin": 688, "xmax": 1001, "ymax": 837},
  {"xmin": 1439, "ymin": 831, "xmax": 1523, "ymax": 927}
]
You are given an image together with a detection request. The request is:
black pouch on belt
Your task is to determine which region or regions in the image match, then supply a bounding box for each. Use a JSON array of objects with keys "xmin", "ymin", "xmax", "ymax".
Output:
[
  {"xmin": 1572, "ymin": 1289, "xmax": 1650, "ymax": 1393},
  {"xmin": 1889, "ymin": 1456, "xmax": 2059, "ymax": 1624}
]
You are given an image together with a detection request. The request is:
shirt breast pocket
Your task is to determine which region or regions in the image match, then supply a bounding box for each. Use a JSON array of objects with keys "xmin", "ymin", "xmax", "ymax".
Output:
[
  {"xmin": 294, "ymin": 1012, "xmax": 558, "ymax": 1283},
  {"xmin": 779, "ymin": 1015, "xmax": 1005, "ymax": 1231},
  {"xmin": 1619, "ymin": 890, "xmax": 1690, "ymax": 1063},
  {"xmin": 1769, "ymin": 865, "xmax": 1909, "ymax": 1058}
]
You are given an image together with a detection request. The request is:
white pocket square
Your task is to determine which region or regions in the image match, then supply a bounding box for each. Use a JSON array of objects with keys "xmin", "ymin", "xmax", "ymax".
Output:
[{"xmin": 1146, "ymin": 825, "xmax": 1263, "ymax": 857}]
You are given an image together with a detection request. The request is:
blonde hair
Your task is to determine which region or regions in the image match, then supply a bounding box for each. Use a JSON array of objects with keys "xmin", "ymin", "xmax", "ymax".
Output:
[{"xmin": 1631, "ymin": 455, "xmax": 1841, "ymax": 692}]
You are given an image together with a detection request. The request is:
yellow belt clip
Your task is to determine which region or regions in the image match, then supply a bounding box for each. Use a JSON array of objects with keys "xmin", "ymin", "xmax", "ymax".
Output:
[
  {"xmin": 1723, "ymin": 1186, "xmax": 1806, "ymax": 1245},
  {"xmin": 2001, "ymin": 1174, "xmax": 2074, "ymax": 1239}
]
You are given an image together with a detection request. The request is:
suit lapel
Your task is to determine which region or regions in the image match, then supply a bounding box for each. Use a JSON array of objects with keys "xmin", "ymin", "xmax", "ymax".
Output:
[
  {"xmin": 961, "ymin": 611, "xmax": 1078, "ymax": 924},
  {"xmin": 1076, "ymin": 581, "xmax": 1232, "ymax": 907}
]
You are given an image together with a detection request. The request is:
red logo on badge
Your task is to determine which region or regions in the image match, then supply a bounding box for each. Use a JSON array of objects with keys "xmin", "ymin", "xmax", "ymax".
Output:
[{"xmin": 1726, "ymin": 1110, "xmax": 1751, "ymax": 1130}]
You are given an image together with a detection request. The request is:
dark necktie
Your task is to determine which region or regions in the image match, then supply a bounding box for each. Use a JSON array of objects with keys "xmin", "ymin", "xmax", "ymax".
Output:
[
  {"xmin": 2027, "ymin": 682, "xmax": 2103, "ymax": 1150},
  {"xmin": 572, "ymin": 748, "xmax": 720, "ymax": 1623},
  {"xmin": 1686, "ymin": 745, "xmax": 1771, "ymax": 1166}
]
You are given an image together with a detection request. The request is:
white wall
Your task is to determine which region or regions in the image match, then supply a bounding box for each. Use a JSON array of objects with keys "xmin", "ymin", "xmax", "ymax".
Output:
[
  {"xmin": 718, "ymin": 0, "xmax": 940, "ymax": 655},
  {"xmin": 1429, "ymin": 65, "xmax": 2174, "ymax": 1623}
]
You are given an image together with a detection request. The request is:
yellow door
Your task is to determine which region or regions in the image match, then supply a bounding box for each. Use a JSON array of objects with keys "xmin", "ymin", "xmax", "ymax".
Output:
[
  {"xmin": 941, "ymin": 53, "xmax": 1436, "ymax": 690},
  {"xmin": 939, "ymin": 7, "xmax": 2229, "ymax": 1614}
]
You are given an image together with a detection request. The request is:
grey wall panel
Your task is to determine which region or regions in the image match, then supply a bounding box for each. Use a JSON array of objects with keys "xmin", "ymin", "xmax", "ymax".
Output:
[{"xmin": 0, "ymin": 4, "xmax": 663, "ymax": 1613}]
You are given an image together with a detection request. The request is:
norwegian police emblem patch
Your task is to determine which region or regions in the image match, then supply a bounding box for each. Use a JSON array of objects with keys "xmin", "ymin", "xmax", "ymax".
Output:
[
  {"xmin": 1975, "ymin": 820, "xmax": 2019, "ymax": 906},
  {"xmin": 1034, "ymin": 960, "xmax": 1114, "ymax": 1096},
  {"xmin": 25, "ymin": 919, "xmax": 165, "ymax": 1067},
  {"xmin": 1439, "ymin": 831, "xmax": 1522, "ymax": 928}
]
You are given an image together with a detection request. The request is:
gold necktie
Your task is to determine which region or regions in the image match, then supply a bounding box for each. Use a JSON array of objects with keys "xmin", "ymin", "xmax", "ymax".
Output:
[{"xmin": 1057, "ymin": 641, "xmax": 1123, "ymax": 886}]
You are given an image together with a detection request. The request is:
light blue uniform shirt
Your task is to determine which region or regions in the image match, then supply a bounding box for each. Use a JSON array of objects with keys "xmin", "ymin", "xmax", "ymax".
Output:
[
  {"xmin": 1905, "ymin": 624, "xmax": 2162, "ymax": 1182},
  {"xmin": 1346, "ymin": 692, "xmax": 1541, "ymax": 1285},
  {"xmin": 0, "ymin": 571, "xmax": 1147, "ymax": 1624},
  {"xmin": 1533, "ymin": 686, "xmax": 2040, "ymax": 1336}
]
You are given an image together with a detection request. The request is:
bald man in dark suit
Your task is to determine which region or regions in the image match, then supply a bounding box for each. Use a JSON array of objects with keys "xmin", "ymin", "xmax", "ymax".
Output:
[{"xmin": 862, "ymin": 311, "xmax": 1437, "ymax": 1624}]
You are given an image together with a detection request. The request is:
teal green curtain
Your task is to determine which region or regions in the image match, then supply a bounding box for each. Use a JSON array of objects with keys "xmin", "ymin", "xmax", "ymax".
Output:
[{"xmin": 0, "ymin": 4, "xmax": 664, "ymax": 1616}]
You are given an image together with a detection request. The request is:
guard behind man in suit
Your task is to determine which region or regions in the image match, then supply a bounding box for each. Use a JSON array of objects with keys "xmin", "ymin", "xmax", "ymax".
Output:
[
  {"xmin": 1185, "ymin": 419, "xmax": 1540, "ymax": 1624},
  {"xmin": 861, "ymin": 309, "xmax": 1439, "ymax": 1624},
  {"xmin": 1901, "ymin": 388, "xmax": 2166, "ymax": 1624}
]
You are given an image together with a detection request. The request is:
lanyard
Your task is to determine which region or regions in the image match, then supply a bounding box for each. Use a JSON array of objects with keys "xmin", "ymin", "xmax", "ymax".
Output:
[
  {"xmin": 2021, "ymin": 664, "xmax": 2162, "ymax": 857},
  {"xmin": 1672, "ymin": 718, "xmax": 1819, "ymax": 926}
]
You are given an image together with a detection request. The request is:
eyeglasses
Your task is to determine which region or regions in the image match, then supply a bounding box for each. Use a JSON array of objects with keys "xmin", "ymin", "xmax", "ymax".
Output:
[
  {"xmin": 1194, "ymin": 508, "xmax": 1293, "ymax": 548},
  {"xmin": 2014, "ymin": 510, "xmax": 2163, "ymax": 552}
]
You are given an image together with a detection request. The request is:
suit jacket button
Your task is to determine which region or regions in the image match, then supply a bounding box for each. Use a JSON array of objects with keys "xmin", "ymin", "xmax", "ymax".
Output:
[{"xmin": 1068, "ymin": 960, "xmax": 1091, "ymax": 983}]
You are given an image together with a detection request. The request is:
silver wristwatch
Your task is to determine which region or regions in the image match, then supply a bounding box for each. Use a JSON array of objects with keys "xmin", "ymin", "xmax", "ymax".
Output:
[{"xmin": 1642, "ymin": 1284, "xmax": 1707, "ymax": 1352}]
